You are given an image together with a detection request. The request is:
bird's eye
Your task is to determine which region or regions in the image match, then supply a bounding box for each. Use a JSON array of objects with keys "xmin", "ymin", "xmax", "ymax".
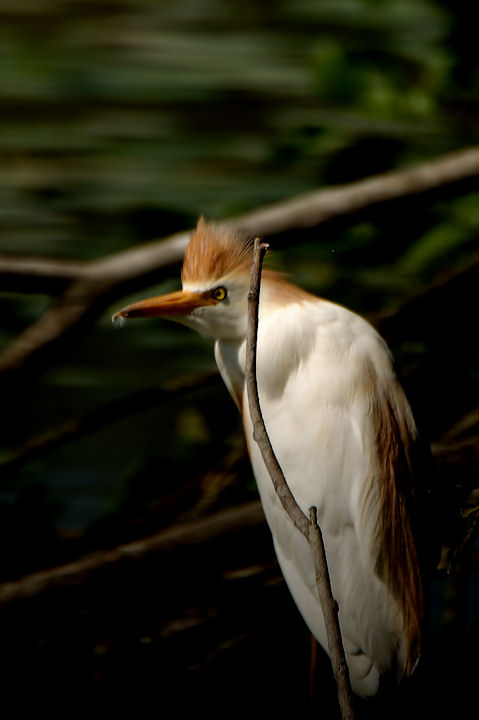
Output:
[{"xmin": 212, "ymin": 286, "xmax": 227, "ymax": 301}]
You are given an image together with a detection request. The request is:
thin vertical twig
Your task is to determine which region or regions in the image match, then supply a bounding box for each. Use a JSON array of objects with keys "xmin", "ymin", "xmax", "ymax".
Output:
[
  {"xmin": 308, "ymin": 507, "xmax": 355, "ymax": 719},
  {"xmin": 245, "ymin": 237, "xmax": 355, "ymax": 719},
  {"xmin": 245, "ymin": 239, "xmax": 309, "ymax": 538}
]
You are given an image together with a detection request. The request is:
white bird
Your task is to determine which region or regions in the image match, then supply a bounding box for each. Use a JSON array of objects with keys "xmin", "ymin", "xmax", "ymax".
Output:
[{"xmin": 113, "ymin": 218, "xmax": 423, "ymax": 697}]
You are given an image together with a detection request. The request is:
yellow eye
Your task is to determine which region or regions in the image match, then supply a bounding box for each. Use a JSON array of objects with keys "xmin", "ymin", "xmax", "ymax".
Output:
[{"xmin": 212, "ymin": 286, "xmax": 227, "ymax": 301}]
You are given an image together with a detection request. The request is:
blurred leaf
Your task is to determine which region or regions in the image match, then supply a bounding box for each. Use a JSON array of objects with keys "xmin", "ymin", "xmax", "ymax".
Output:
[{"xmin": 399, "ymin": 194, "xmax": 479, "ymax": 275}]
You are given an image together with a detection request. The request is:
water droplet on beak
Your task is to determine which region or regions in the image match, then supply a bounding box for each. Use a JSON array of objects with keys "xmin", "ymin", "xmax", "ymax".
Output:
[{"xmin": 112, "ymin": 313, "xmax": 126, "ymax": 329}]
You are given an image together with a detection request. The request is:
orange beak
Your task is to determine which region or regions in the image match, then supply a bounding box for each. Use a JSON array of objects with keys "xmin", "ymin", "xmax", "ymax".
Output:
[{"xmin": 112, "ymin": 289, "xmax": 213, "ymax": 327}]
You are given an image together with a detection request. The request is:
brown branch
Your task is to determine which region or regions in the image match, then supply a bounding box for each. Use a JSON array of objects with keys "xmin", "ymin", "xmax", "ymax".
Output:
[
  {"xmin": 90, "ymin": 229, "xmax": 190, "ymax": 283},
  {"xmin": 0, "ymin": 279, "xmax": 105, "ymax": 378},
  {"xmin": 0, "ymin": 433, "xmax": 476, "ymax": 609},
  {"xmin": 0, "ymin": 255, "xmax": 90, "ymax": 294},
  {"xmin": 0, "ymin": 235, "xmax": 191, "ymax": 379},
  {"xmin": 0, "ymin": 372, "xmax": 217, "ymax": 480},
  {"xmin": 437, "ymin": 404, "xmax": 479, "ymax": 447},
  {"xmin": 308, "ymin": 507, "xmax": 355, "ymax": 715},
  {"xmin": 245, "ymin": 237, "xmax": 355, "ymax": 718},
  {"xmin": 2, "ymin": 146, "xmax": 479, "ymax": 381},
  {"xmin": 0, "ymin": 500, "xmax": 266, "ymax": 607},
  {"xmin": 236, "ymin": 146, "xmax": 479, "ymax": 236},
  {"xmin": 3, "ymin": 147, "xmax": 479, "ymax": 289},
  {"xmin": 0, "ymin": 231, "xmax": 190, "ymax": 292},
  {"xmin": 245, "ymin": 240, "xmax": 310, "ymax": 537},
  {"xmin": 374, "ymin": 251, "xmax": 479, "ymax": 346}
]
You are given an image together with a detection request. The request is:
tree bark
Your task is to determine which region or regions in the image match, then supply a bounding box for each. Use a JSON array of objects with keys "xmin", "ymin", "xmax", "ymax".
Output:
[{"xmin": 244, "ymin": 237, "xmax": 355, "ymax": 719}]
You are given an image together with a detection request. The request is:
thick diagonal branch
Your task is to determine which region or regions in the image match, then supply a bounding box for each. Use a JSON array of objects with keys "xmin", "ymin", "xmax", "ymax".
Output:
[{"xmin": 2, "ymin": 146, "xmax": 479, "ymax": 380}]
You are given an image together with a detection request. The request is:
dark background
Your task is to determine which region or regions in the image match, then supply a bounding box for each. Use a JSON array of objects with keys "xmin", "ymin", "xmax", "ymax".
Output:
[{"xmin": 0, "ymin": 0, "xmax": 478, "ymax": 715}]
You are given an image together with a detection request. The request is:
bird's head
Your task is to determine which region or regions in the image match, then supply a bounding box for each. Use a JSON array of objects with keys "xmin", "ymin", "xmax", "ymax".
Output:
[{"xmin": 112, "ymin": 218, "xmax": 255, "ymax": 340}]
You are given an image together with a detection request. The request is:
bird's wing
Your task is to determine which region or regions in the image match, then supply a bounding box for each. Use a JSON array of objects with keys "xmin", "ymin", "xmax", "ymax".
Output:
[{"xmin": 246, "ymin": 298, "xmax": 422, "ymax": 680}]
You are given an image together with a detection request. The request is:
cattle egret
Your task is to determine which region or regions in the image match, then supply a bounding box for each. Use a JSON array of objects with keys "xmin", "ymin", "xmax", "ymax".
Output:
[{"xmin": 113, "ymin": 218, "xmax": 423, "ymax": 697}]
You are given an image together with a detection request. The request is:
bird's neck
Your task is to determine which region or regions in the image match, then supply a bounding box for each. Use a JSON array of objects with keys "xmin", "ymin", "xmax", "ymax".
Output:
[
  {"xmin": 259, "ymin": 270, "xmax": 314, "ymax": 311},
  {"xmin": 214, "ymin": 336, "xmax": 246, "ymax": 409},
  {"xmin": 215, "ymin": 280, "xmax": 314, "ymax": 409}
]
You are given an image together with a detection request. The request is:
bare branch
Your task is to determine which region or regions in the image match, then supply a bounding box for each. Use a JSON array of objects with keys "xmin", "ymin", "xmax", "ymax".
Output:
[
  {"xmin": 375, "ymin": 251, "xmax": 479, "ymax": 345},
  {"xmin": 308, "ymin": 507, "xmax": 354, "ymax": 719},
  {"xmin": 0, "ymin": 501, "xmax": 266, "ymax": 607},
  {"xmin": 245, "ymin": 237, "xmax": 355, "ymax": 718},
  {"xmin": 2, "ymin": 146, "xmax": 479, "ymax": 288},
  {"xmin": 236, "ymin": 146, "xmax": 479, "ymax": 236},
  {"xmin": 437, "ymin": 404, "xmax": 479, "ymax": 447},
  {"xmin": 0, "ymin": 235, "xmax": 193, "ymax": 379},
  {"xmin": 0, "ymin": 372, "xmax": 217, "ymax": 479},
  {"xmin": 2, "ymin": 146, "xmax": 479, "ymax": 381},
  {"xmin": 0, "ymin": 422, "xmax": 477, "ymax": 608},
  {"xmin": 0, "ymin": 255, "xmax": 90, "ymax": 294},
  {"xmin": 90, "ymin": 230, "xmax": 190, "ymax": 283},
  {"xmin": 0, "ymin": 232, "xmax": 191, "ymax": 292},
  {"xmin": 245, "ymin": 239, "xmax": 310, "ymax": 538},
  {"xmin": 0, "ymin": 279, "xmax": 106, "ymax": 378}
]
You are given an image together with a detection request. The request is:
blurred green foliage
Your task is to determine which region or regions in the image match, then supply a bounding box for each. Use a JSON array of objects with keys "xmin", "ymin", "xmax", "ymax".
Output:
[{"xmin": 1, "ymin": 0, "xmax": 476, "ymax": 258}]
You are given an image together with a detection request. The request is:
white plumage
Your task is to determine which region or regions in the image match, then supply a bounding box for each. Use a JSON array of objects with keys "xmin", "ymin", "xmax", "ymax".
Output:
[{"xmin": 113, "ymin": 218, "xmax": 423, "ymax": 697}]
